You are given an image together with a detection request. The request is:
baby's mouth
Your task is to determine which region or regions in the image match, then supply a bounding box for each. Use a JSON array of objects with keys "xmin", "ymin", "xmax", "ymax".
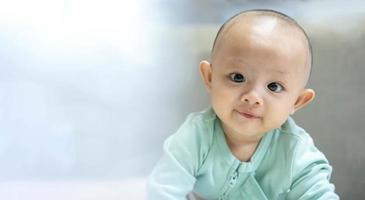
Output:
[{"xmin": 236, "ymin": 110, "xmax": 261, "ymax": 119}]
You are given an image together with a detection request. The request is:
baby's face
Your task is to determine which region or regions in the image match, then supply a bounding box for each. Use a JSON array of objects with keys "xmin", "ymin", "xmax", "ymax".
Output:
[{"xmin": 204, "ymin": 17, "xmax": 311, "ymax": 140}]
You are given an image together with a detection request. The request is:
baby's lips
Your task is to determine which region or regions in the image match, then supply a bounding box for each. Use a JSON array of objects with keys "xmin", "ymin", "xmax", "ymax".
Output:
[{"xmin": 237, "ymin": 110, "xmax": 261, "ymax": 119}]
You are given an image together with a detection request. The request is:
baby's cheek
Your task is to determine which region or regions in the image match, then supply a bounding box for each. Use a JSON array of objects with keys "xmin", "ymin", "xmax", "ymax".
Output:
[{"xmin": 266, "ymin": 109, "xmax": 289, "ymax": 127}]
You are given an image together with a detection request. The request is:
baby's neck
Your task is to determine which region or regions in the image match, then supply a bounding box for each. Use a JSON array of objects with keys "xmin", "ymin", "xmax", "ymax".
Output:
[
  {"xmin": 219, "ymin": 120, "xmax": 264, "ymax": 162},
  {"xmin": 225, "ymin": 135, "xmax": 261, "ymax": 162}
]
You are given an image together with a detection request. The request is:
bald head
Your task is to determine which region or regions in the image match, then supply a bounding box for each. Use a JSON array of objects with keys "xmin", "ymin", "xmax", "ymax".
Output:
[{"xmin": 211, "ymin": 9, "xmax": 312, "ymax": 86}]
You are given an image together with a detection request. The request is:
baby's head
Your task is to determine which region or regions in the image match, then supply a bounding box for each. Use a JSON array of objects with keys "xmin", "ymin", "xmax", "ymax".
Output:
[{"xmin": 199, "ymin": 9, "xmax": 315, "ymax": 141}]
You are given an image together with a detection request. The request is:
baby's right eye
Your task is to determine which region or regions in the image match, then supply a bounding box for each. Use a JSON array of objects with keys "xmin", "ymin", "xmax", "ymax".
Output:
[{"xmin": 229, "ymin": 73, "xmax": 246, "ymax": 83}]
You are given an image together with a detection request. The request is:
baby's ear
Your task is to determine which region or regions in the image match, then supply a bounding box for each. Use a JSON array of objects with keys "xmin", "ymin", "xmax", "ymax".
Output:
[
  {"xmin": 199, "ymin": 60, "xmax": 213, "ymax": 93},
  {"xmin": 291, "ymin": 89, "xmax": 315, "ymax": 115}
]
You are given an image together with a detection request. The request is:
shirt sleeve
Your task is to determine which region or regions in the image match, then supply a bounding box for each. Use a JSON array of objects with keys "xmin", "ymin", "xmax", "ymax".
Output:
[
  {"xmin": 146, "ymin": 113, "xmax": 212, "ymax": 200},
  {"xmin": 286, "ymin": 135, "xmax": 340, "ymax": 200}
]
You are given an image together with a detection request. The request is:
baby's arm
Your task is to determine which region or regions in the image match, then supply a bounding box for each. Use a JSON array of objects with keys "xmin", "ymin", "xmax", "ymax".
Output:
[
  {"xmin": 286, "ymin": 137, "xmax": 339, "ymax": 199},
  {"xmin": 146, "ymin": 136, "xmax": 197, "ymax": 200},
  {"xmin": 147, "ymin": 113, "xmax": 211, "ymax": 200}
]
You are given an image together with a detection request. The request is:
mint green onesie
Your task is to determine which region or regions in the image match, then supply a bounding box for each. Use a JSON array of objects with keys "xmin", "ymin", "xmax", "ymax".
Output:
[{"xmin": 147, "ymin": 108, "xmax": 339, "ymax": 199}]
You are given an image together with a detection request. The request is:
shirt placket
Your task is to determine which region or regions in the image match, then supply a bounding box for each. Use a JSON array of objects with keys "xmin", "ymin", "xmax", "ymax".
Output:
[{"xmin": 219, "ymin": 163, "xmax": 242, "ymax": 200}]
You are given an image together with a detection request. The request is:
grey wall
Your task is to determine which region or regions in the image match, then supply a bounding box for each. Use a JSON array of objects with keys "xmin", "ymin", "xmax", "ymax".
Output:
[{"xmin": 0, "ymin": 0, "xmax": 364, "ymax": 199}]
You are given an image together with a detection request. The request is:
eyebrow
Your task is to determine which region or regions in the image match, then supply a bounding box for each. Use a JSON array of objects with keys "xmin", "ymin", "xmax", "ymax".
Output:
[
  {"xmin": 226, "ymin": 59, "xmax": 289, "ymax": 75},
  {"xmin": 270, "ymin": 68, "xmax": 287, "ymax": 74}
]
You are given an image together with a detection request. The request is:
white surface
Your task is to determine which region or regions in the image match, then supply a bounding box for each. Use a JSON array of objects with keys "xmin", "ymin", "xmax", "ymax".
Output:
[{"xmin": 0, "ymin": 178, "xmax": 146, "ymax": 200}]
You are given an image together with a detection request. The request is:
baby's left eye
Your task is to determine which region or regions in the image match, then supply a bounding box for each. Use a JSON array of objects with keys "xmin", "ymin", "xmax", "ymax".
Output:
[{"xmin": 267, "ymin": 82, "xmax": 284, "ymax": 93}]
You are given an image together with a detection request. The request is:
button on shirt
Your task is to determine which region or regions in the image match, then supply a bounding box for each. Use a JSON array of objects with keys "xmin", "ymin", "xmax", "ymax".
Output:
[{"xmin": 147, "ymin": 108, "xmax": 339, "ymax": 200}]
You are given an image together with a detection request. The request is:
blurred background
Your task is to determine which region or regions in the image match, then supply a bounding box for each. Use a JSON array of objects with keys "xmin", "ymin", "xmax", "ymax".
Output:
[{"xmin": 0, "ymin": 0, "xmax": 364, "ymax": 199}]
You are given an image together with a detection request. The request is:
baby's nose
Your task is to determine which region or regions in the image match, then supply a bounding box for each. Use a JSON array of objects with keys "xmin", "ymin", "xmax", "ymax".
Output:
[{"xmin": 240, "ymin": 89, "xmax": 263, "ymax": 106}]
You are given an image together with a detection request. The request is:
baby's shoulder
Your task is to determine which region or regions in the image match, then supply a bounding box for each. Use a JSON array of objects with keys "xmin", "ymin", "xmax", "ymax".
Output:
[
  {"xmin": 167, "ymin": 107, "xmax": 216, "ymax": 149},
  {"xmin": 163, "ymin": 108, "xmax": 217, "ymax": 171},
  {"xmin": 276, "ymin": 116, "xmax": 314, "ymax": 145},
  {"xmin": 184, "ymin": 107, "xmax": 216, "ymax": 132},
  {"xmin": 273, "ymin": 117, "xmax": 330, "ymax": 177}
]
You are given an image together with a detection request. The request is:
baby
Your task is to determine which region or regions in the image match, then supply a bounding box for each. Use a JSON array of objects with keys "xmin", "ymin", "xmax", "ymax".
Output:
[{"xmin": 147, "ymin": 9, "xmax": 339, "ymax": 200}]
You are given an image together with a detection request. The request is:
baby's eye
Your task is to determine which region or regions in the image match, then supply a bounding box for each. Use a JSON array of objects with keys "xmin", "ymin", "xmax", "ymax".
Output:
[
  {"xmin": 229, "ymin": 73, "xmax": 246, "ymax": 83},
  {"xmin": 267, "ymin": 82, "xmax": 284, "ymax": 93}
]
